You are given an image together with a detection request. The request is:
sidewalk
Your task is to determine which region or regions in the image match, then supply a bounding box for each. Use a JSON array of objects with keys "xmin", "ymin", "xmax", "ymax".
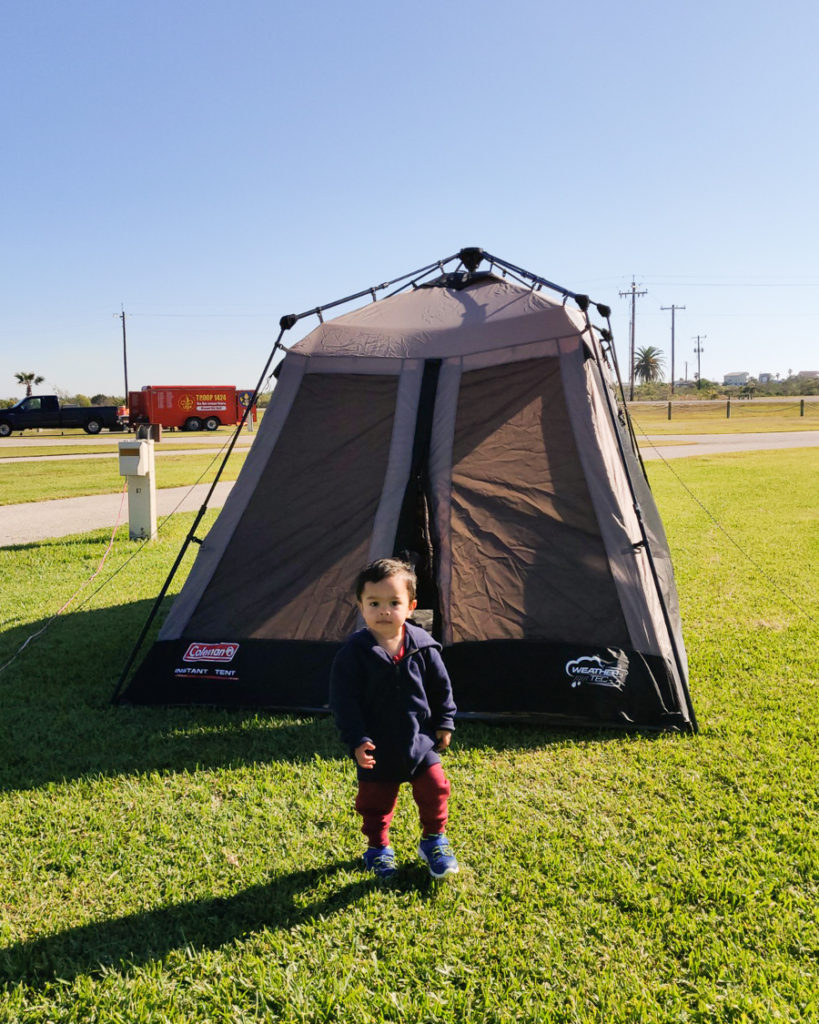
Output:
[
  {"xmin": 2, "ymin": 431, "xmax": 818, "ymax": 548},
  {"xmin": 0, "ymin": 481, "xmax": 235, "ymax": 547},
  {"xmin": 635, "ymin": 430, "xmax": 819, "ymax": 460}
]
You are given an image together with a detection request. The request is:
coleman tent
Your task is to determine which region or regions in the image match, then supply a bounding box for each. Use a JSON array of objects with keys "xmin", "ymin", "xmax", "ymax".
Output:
[{"xmin": 116, "ymin": 249, "xmax": 696, "ymax": 732}]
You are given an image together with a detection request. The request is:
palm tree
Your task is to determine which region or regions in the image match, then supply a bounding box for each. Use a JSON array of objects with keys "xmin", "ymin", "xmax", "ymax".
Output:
[
  {"xmin": 634, "ymin": 346, "xmax": 665, "ymax": 384},
  {"xmin": 15, "ymin": 372, "xmax": 45, "ymax": 397}
]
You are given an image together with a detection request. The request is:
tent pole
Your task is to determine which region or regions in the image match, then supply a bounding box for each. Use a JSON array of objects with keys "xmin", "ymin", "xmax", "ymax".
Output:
[
  {"xmin": 111, "ymin": 325, "xmax": 290, "ymax": 703},
  {"xmin": 114, "ymin": 247, "xmax": 691, "ymax": 721},
  {"xmin": 480, "ymin": 251, "xmax": 578, "ymax": 302},
  {"xmin": 583, "ymin": 310, "xmax": 698, "ymax": 732},
  {"xmin": 287, "ymin": 252, "xmax": 462, "ymax": 324},
  {"xmin": 112, "ymin": 254, "xmax": 467, "ymax": 703}
]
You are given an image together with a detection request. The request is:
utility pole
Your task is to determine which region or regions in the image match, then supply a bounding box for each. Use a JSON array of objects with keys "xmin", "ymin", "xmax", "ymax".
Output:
[
  {"xmin": 619, "ymin": 279, "xmax": 647, "ymax": 400},
  {"xmin": 660, "ymin": 304, "xmax": 685, "ymax": 395},
  {"xmin": 693, "ymin": 335, "xmax": 706, "ymax": 389},
  {"xmin": 120, "ymin": 307, "xmax": 129, "ymax": 404}
]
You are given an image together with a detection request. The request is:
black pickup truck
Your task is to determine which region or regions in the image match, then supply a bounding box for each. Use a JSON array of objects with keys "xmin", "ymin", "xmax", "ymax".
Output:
[{"xmin": 0, "ymin": 395, "xmax": 125, "ymax": 437}]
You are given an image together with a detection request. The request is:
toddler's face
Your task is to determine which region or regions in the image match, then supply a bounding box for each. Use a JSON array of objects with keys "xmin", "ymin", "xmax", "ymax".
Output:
[{"xmin": 358, "ymin": 575, "xmax": 417, "ymax": 644}]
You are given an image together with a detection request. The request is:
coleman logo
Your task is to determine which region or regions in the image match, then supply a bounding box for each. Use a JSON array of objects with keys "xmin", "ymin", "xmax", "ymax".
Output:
[
  {"xmin": 566, "ymin": 655, "xmax": 627, "ymax": 690},
  {"xmin": 183, "ymin": 642, "xmax": 240, "ymax": 663}
]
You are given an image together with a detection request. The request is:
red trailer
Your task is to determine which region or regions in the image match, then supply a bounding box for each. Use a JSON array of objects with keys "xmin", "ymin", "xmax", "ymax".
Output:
[{"xmin": 128, "ymin": 386, "xmax": 256, "ymax": 432}]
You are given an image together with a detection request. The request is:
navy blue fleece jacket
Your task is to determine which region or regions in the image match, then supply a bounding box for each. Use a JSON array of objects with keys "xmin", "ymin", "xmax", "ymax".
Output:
[{"xmin": 329, "ymin": 621, "xmax": 457, "ymax": 782}]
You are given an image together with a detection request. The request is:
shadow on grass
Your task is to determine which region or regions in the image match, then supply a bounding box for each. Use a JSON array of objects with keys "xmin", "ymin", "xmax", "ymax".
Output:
[
  {"xmin": 0, "ymin": 858, "xmax": 442, "ymax": 984},
  {"xmin": 0, "ymin": 600, "xmax": 659, "ymax": 793}
]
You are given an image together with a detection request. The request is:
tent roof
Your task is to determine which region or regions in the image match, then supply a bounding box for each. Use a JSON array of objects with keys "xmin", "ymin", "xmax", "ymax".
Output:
[{"xmin": 290, "ymin": 275, "xmax": 590, "ymax": 360}]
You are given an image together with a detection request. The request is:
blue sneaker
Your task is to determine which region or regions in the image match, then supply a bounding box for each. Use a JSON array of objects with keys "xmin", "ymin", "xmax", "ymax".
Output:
[
  {"xmin": 418, "ymin": 834, "xmax": 459, "ymax": 879},
  {"xmin": 363, "ymin": 845, "xmax": 397, "ymax": 878}
]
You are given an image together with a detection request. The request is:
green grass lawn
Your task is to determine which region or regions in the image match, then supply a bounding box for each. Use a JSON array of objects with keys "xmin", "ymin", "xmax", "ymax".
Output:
[
  {"xmin": 3, "ymin": 402, "xmax": 816, "ymax": 507},
  {"xmin": 0, "ymin": 449, "xmax": 817, "ymax": 1022},
  {"xmin": 629, "ymin": 397, "xmax": 818, "ymax": 435},
  {"xmin": 0, "ymin": 451, "xmax": 248, "ymax": 505},
  {"xmin": 0, "ymin": 436, "xmax": 253, "ymax": 460}
]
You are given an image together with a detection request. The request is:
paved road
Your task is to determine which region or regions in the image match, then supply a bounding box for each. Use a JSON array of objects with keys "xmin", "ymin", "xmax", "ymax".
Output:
[
  {"xmin": 1, "ymin": 431, "xmax": 817, "ymax": 548},
  {"xmin": 638, "ymin": 430, "xmax": 819, "ymax": 460},
  {"xmin": 0, "ymin": 432, "xmax": 254, "ymax": 462},
  {"xmin": 0, "ymin": 482, "xmax": 238, "ymax": 547},
  {"xmin": 0, "ymin": 432, "xmax": 256, "ymax": 447},
  {"xmin": 2, "ymin": 447, "xmax": 245, "ymax": 463}
]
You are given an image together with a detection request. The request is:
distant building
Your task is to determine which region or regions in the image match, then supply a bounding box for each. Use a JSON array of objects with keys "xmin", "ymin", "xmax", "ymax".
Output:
[
  {"xmin": 723, "ymin": 371, "xmax": 750, "ymax": 386},
  {"xmin": 797, "ymin": 370, "xmax": 819, "ymax": 378},
  {"xmin": 758, "ymin": 373, "xmax": 773, "ymax": 384}
]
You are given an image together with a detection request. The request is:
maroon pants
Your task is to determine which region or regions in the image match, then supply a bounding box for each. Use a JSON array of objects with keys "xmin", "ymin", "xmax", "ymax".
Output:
[{"xmin": 354, "ymin": 762, "xmax": 451, "ymax": 848}]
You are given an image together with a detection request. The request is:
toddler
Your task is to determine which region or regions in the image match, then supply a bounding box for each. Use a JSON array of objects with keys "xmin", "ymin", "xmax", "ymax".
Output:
[{"xmin": 329, "ymin": 558, "xmax": 458, "ymax": 879}]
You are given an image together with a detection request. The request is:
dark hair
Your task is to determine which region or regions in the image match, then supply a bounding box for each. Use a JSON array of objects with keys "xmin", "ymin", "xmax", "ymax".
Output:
[{"xmin": 355, "ymin": 558, "xmax": 417, "ymax": 603}]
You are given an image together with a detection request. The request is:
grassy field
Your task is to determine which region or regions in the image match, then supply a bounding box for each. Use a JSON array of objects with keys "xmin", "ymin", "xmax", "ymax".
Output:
[
  {"xmin": 0, "ymin": 448, "xmax": 817, "ymax": 1022},
  {"xmin": 2, "ymin": 403, "xmax": 816, "ymax": 507},
  {"xmin": 0, "ymin": 437, "xmax": 252, "ymax": 460},
  {"xmin": 0, "ymin": 450, "xmax": 248, "ymax": 506},
  {"xmin": 628, "ymin": 397, "xmax": 818, "ymax": 435}
]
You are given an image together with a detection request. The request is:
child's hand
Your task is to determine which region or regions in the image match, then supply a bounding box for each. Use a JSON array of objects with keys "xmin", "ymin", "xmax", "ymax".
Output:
[
  {"xmin": 355, "ymin": 741, "xmax": 376, "ymax": 768},
  {"xmin": 435, "ymin": 730, "xmax": 452, "ymax": 752}
]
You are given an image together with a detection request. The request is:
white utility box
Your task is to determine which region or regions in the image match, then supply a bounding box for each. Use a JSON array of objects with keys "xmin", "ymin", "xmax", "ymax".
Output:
[
  {"xmin": 118, "ymin": 439, "xmax": 157, "ymax": 540},
  {"xmin": 118, "ymin": 441, "xmax": 149, "ymax": 476}
]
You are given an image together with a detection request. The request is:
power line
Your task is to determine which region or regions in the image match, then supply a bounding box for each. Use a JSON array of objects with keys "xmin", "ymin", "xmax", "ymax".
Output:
[
  {"xmin": 124, "ymin": 312, "xmax": 275, "ymax": 318},
  {"xmin": 641, "ymin": 279, "xmax": 819, "ymax": 288}
]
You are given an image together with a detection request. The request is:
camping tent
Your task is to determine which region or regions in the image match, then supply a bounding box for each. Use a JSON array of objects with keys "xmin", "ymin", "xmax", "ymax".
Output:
[{"xmin": 117, "ymin": 250, "xmax": 697, "ymax": 732}]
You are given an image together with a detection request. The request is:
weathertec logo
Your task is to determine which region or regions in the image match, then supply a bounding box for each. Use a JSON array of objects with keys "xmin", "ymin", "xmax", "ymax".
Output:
[
  {"xmin": 565, "ymin": 655, "xmax": 627, "ymax": 690},
  {"xmin": 183, "ymin": 642, "xmax": 240, "ymax": 664}
]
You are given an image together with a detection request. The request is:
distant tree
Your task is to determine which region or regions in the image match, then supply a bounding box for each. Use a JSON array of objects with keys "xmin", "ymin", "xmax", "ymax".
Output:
[
  {"xmin": 696, "ymin": 379, "xmax": 721, "ymax": 399},
  {"xmin": 632, "ymin": 380, "xmax": 668, "ymax": 401},
  {"xmin": 91, "ymin": 393, "xmax": 125, "ymax": 406},
  {"xmin": 634, "ymin": 346, "xmax": 665, "ymax": 384},
  {"xmin": 14, "ymin": 371, "xmax": 45, "ymax": 396}
]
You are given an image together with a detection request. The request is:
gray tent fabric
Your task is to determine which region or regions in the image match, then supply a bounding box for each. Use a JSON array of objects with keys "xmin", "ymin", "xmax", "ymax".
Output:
[
  {"xmin": 444, "ymin": 357, "xmax": 628, "ymax": 645},
  {"xmin": 120, "ymin": 271, "xmax": 696, "ymax": 732}
]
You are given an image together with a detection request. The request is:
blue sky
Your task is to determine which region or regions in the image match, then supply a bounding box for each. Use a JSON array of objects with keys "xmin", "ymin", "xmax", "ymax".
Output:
[{"xmin": 3, "ymin": 0, "xmax": 817, "ymax": 399}]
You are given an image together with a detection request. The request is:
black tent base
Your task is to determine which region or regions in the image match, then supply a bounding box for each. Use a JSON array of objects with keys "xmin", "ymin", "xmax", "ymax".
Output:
[{"xmin": 117, "ymin": 637, "xmax": 694, "ymax": 733}]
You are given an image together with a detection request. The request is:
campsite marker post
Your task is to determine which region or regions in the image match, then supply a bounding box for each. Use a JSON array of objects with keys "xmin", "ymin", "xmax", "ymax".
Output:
[{"xmin": 118, "ymin": 439, "xmax": 157, "ymax": 541}]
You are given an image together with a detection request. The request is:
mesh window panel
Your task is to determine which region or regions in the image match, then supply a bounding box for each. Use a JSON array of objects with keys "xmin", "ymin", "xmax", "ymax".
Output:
[
  {"xmin": 184, "ymin": 373, "xmax": 399, "ymax": 641},
  {"xmin": 448, "ymin": 358, "xmax": 629, "ymax": 644}
]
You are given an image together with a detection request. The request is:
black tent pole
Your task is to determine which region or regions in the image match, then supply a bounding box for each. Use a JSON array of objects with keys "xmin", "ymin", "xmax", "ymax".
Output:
[
  {"xmin": 288, "ymin": 253, "xmax": 462, "ymax": 322},
  {"xmin": 111, "ymin": 251, "xmax": 465, "ymax": 703},
  {"xmin": 583, "ymin": 309, "xmax": 698, "ymax": 732},
  {"xmin": 113, "ymin": 246, "xmax": 668, "ymax": 708},
  {"xmin": 111, "ymin": 324, "xmax": 290, "ymax": 703}
]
